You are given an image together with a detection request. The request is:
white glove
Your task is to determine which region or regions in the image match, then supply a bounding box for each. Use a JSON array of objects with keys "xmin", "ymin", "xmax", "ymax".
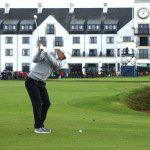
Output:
[{"xmin": 40, "ymin": 45, "xmax": 47, "ymax": 52}]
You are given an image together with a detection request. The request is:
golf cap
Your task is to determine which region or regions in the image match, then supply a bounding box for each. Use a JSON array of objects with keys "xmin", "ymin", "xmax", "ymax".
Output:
[{"xmin": 61, "ymin": 50, "xmax": 71, "ymax": 59}]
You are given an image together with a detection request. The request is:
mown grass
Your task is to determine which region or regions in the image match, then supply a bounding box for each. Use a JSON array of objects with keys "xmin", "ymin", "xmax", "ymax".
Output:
[
  {"xmin": 49, "ymin": 76, "xmax": 150, "ymax": 82},
  {"xmin": 0, "ymin": 77, "xmax": 150, "ymax": 150}
]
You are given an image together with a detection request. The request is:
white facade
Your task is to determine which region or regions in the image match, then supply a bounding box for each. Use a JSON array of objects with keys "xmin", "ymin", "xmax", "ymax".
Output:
[
  {"xmin": 134, "ymin": 0, "xmax": 150, "ymax": 69},
  {"xmin": 1, "ymin": 0, "xmax": 150, "ymax": 76}
]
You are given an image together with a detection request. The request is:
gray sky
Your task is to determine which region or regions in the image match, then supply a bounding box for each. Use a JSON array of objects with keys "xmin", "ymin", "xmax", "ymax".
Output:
[{"xmin": 0, "ymin": 0, "xmax": 134, "ymax": 8}]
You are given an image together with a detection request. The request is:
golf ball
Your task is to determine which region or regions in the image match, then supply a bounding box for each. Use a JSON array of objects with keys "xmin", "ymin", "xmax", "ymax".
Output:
[{"xmin": 79, "ymin": 130, "xmax": 82, "ymax": 132}]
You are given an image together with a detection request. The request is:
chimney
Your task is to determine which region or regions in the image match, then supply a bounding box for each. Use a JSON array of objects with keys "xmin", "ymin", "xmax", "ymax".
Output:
[
  {"xmin": 103, "ymin": 3, "xmax": 108, "ymax": 14},
  {"xmin": 5, "ymin": 3, "xmax": 10, "ymax": 14},
  {"xmin": 38, "ymin": 3, "xmax": 43, "ymax": 14},
  {"xmin": 69, "ymin": 3, "xmax": 74, "ymax": 14}
]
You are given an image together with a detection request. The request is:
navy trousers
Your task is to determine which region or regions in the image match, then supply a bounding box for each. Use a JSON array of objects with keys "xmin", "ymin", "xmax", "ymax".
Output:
[{"xmin": 25, "ymin": 77, "xmax": 51, "ymax": 128}]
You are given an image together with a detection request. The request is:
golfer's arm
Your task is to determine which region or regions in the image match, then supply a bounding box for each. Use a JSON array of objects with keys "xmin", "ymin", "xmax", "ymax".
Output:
[
  {"xmin": 33, "ymin": 52, "xmax": 45, "ymax": 63},
  {"xmin": 46, "ymin": 53, "xmax": 62, "ymax": 68}
]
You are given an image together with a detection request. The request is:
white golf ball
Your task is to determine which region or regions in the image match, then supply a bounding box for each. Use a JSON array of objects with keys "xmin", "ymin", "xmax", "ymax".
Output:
[{"xmin": 79, "ymin": 130, "xmax": 82, "ymax": 132}]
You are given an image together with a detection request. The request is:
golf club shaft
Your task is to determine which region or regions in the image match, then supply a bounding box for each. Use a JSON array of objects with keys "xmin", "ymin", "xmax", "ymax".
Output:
[{"xmin": 34, "ymin": 18, "xmax": 40, "ymax": 41}]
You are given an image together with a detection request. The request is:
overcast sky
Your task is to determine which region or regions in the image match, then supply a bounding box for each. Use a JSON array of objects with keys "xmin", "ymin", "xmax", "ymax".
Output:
[{"xmin": 0, "ymin": 0, "xmax": 134, "ymax": 8}]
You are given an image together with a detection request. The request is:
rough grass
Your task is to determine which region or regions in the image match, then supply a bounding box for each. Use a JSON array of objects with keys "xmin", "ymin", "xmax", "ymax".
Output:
[
  {"xmin": 0, "ymin": 78, "xmax": 150, "ymax": 150},
  {"xmin": 127, "ymin": 86, "xmax": 150, "ymax": 111}
]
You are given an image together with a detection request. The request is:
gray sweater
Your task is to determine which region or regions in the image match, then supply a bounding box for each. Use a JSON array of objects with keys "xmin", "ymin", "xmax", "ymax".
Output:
[{"xmin": 29, "ymin": 51, "xmax": 64, "ymax": 81}]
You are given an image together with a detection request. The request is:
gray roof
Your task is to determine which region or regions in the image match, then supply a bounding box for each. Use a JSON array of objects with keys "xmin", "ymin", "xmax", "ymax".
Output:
[
  {"xmin": 0, "ymin": 8, "xmax": 132, "ymax": 34},
  {"xmin": 87, "ymin": 19, "xmax": 101, "ymax": 24},
  {"xmin": 20, "ymin": 20, "xmax": 34, "ymax": 25},
  {"xmin": 104, "ymin": 20, "xmax": 119, "ymax": 24},
  {"xmin": 0, "ymin": 20, "xmax": 4, "ymax": 24},
  {"xmin": 4, "ymin": 20, "xmax": 19, "ymax": 25},
  {"xmin": 70, "ymin": 19, "xmax": 85, "ymax": 24}
]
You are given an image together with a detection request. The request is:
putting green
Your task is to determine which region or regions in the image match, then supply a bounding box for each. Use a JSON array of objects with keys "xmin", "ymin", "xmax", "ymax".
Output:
[{"xmin": 0, "ymin": 77, "xmax": 150, "ymax": 150}]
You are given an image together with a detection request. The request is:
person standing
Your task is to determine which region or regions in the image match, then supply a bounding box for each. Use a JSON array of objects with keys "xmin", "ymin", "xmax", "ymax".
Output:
[{"xmin": 25, "ymin": 42, "xmax": 69, "ymax": 133}]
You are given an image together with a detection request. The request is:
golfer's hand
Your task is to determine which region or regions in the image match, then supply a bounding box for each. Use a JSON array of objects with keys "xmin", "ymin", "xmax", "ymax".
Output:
[
  {"xmin": 39, "ymin": 42, "xmax": 47, "ymax": 53},
  {"xmin": 38, "ymin": 42, "xmax": 43, "ymax": 53}
]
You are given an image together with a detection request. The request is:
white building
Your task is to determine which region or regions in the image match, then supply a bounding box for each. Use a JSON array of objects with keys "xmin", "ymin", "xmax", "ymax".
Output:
[
  {"xmin": 0, "ymin": 0, "xmax": 150, "ymax": 76},
  {"xmin": 134, "ymin": 0, "xmax": 150, "ymax": 73}
]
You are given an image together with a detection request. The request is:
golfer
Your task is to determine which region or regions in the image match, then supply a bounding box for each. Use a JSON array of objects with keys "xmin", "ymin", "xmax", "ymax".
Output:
[{"xmin": 25, "ymin": 42, "xmax": 69, "ymax": 133}]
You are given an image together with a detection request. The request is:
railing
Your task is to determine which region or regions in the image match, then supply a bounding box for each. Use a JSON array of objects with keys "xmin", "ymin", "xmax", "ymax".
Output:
[
  {"xmin": 71, "ymin": 53, "xmax": 116, "ymax": 57},
  {"xmin": 136, "ymin": 53, "xmax": 150, "ymax": 59},
  {"xmin": 46, "ymin": 28, "xmax": 55, "ymax": 34},
  {"xmin": 136, "ymin": 41, "xmax": 150, "ymax": 46},
  {"xmin": 72, "ymin": 54, "xmax": 81, "ymax": 57},
  {"xmin": 134, "ymin": 28, "xmax": 150, "ymax": 35}
]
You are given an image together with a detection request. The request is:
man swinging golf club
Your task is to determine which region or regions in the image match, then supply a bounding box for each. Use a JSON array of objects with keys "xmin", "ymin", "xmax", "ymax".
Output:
[{"xmin": 25, "ymin": 42, "xmax": 70, "ymax": 133}]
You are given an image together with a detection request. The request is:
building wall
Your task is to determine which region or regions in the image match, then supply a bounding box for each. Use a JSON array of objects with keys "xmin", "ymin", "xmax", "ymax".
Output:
[
  {"xmin": 1, "ymin": 35, "xmax": 18, "ymax": 71},
  {"xmin": 134, "ymin": 0, "xmax": 150, "ymax": 68},
  {"xmin": 18, "ymin": 34, "xmax": 33, "ymax": 71},
  {"xmin": 1, "ymin": 3, "xmax": 150, "ymax": 75}
]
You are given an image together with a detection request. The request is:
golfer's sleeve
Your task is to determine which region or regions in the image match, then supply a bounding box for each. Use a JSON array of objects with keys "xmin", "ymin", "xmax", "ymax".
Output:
[
  {"xmin": 33, "ymin": 52, "xmax": 46, "ymax": 63},
  {"xmin": 46, "ymin": 53, "xmax": 62, "ymax": 69}
]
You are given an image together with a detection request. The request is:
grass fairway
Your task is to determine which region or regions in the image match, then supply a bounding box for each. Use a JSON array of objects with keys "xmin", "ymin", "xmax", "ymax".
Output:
[{"xmin": 0, "ymin": 77, "xmax": 150, "ymax": 150}]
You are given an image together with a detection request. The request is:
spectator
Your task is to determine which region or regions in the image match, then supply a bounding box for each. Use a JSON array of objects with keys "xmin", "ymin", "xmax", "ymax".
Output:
[{"xmin": 61, "ymin": 72, "xmax": 64, "ymax": 78}]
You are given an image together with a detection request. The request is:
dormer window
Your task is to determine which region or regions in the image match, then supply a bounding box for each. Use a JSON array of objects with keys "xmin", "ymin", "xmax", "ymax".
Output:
[
  {"xmin": 70, "ymin": 19, "xmax": 85, "ymax": 32},
  {"xmin": 3, "ymin": 20, "xmax": 19, "ymax": 32},
  {"xmin": 104, "ymin": 24, "xmax": 117, "ymax": 31},
  {"xmin": 20, "ymin": 20, "xmax": 34, "ymax": 32},
  {"xmin": 20, "ymin": 25, "xmax": 33, "ymax": 31},
  {"xmin": 4, "ymin": 25, "xmax": 16, "ymax": 31},
  {"xmin": 87, "ymin": 19, "xmax": 101, "ymax": 32},
  {"xmin": 71, "ymin": 25, "xmax": 84, "ymax": 31},
  {"xmin": 104, "ymin": 20, "xmax": 118, "ymax": 32},
  {"xmin": 87, "ymin": 25, "xmax": 100, "ymax": 31}
]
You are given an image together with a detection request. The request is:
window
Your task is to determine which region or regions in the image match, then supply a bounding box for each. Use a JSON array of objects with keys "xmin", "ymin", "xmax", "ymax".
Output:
[
  {"xmin": 73, "ymin": 37, "xmax": 80, "ymax": 44},
  {"xmin": 4, "ymin": 25, "xmax": 16, "ymax": 31},
  {"xmin": 5, "ymin": 37, "xmax": 13, "ymax": 43},
  {"xmin": 102, "ymin": 63, "xmax": 115, "ymax": 74},
  {"xmin": 104, "ymin": 25, "xmax": 117, "ymax": 31},
  {"xmin": 87, "ymin": 25, "xmax": 100, "ymax": 31},
  {"xmin": 39, "ymin": 37, "xmax": 46, "ymax": 46},
  {"xmin": 89, "ymin": 49, "xmax": 97, "ymax": 56},
  {"xmin": 29, "ymin": 25, "xmax": 32, "ymax": 30},
  {"xmin": 73, "ymin": 49, "xmax": 80, "ymax": 56},
  {"xmin": 22, "ymin": 37, "xmax": 30, "ymax": 44},
  {"xmin": 140, "ymin": 37, "xmax": 148, "ymax": 46},
  {"xmin": 5, "ymin": 63, "xmax": 13, "ymax": 71},
  {"xmin": 139, "ymin": 49, "xmax": 148, "ymax": 58},
  {"xmin": 55, "ymin": 49, "xmax": 60, "ymax": 54},
  {"xmin": 85, "ymin": 63, "xmax": 98, "ymax": 75},
  {"xmin": 106, "ymin": 37, "xmax": 114, "ymax": 43},
  {"xmin": 123, "ymin": 37, "xmax": 131, "ymax": 42},
  {"xmin": 22, "ymin": 49, "xmax": 30, "ymax": 56},
  {"xmin": 90, "ymin": 37, "xmax": 97, "ymax": 43},
  {"xmin": 22, "ymin": 63, "xmax": 30, "ymax": 72},
  {"xmin": 47, "ymin": 24, "xmax": 54, "ymax": 34},
  {"xmin": 138, "ymin": 24, "xmax": 149, "ymax": 34},
  {"xmin": 71, "ymin": 25, "xmax": 84, "ymax": 31},
  {"xmin": 107, "ymin": 49, "xmax": 114, "ymax": 57},
  {"xmin": 21, "ymin": 25, "xmax": 33, "ymax": 31},
  {"xmin": 55, "ymin": 37, "xmax": 63, "ymax": 46},
  {"xmin": 5, "ymin": 49, "xmax": 13, "ymax": 56}
]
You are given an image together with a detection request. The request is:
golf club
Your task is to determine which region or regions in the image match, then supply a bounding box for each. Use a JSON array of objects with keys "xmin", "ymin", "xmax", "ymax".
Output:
[
  {"xmin": 34, "ymin": 15, "xmax": 40, "ymax": 41},
  {"xmin": 34, "ymin": 15, "xmax": 45, "ymax": 51}
]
